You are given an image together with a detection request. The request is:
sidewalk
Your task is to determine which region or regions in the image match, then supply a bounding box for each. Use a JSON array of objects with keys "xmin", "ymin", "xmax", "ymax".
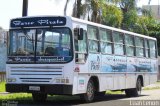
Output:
[
  {"xmin": 143, "ymin": 82, "xmax": 160, "ymax": 90},
  {"xmin": 0, "ymin": 92, "xmax": 9, "ymax": 94}
]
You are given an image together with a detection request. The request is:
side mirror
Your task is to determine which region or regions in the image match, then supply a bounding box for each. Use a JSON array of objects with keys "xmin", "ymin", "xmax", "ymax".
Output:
[
  {"xmin": 78, "ymin": 28, "xmax": 83, "ymax": 40},
  {"xmin": 74, "ymin": 28, "xmax": 84, "ymax": 40}
]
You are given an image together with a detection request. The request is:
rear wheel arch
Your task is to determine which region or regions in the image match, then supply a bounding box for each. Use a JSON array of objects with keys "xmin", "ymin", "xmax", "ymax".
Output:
[{"xmin": 89, "ymin": 76, "xmax": 99, "ymax": 92}]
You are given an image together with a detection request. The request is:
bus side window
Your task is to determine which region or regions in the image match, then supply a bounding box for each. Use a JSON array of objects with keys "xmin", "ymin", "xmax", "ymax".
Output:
[
  {"xmin": 135, "ymin": 37, "xmax": 144, "ymax": 57},
  {"xmin": 75, "ymin": 30, "xmax": 87, "ymax": 63},
  {"xmin": 144, "ymin": 39, "xmax": 150, "ymax": 58},
  {"xmin": 99, "ymin": 28, "xmax": 112, "ymax": 54},
  {"xmin": 125, "ymin": 34, "xmax": 134, "ymax": 56},
  {"xmin": 149, "ymin": 40, "xmax": 156, "ymax": 58},
  {"xmin": 88, "ymin": 26, "xmax": 99, "ymax": 53},
  {"xmin": 113, "ymin": 31, "xmax": 124, "ymax": 55}
]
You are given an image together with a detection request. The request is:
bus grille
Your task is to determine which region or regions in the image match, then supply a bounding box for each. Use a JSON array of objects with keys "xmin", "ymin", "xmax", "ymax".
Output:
[{"xmin": 10, "ymin": 66, "xmax": 63, "ymax": 83}]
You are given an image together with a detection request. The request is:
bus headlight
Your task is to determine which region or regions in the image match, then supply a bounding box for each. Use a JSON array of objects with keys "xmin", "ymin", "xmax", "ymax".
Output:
[{"xmin": 7, "ymin": 78, "xmax": 16, "ymax": 82}]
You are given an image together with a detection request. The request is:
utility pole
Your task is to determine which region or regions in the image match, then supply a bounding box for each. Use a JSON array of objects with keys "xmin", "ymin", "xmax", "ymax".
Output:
[
  {"xmin": 148, "ymin": 0, "xmax": 151, "ymax": 12},
  {"xmin": 22, "ymin": 0, "xmax": 28, "ymax": 17}
]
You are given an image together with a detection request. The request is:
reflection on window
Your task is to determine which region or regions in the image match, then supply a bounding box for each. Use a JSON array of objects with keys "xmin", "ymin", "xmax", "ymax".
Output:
[
  {"xmin": 113, "ymin": 31, "xmax": 124, "ymax": 55},
  {"xmin": 101, "ymin": 42, "xmax": 112, "ymax": 54},
  {"xmin": 149, "ymin": 40, "xmax": 156, "ymax": 58},
  {"xmin": 114, "ymin": 44, "xmax": 124, "ymax": 55},
  {"xmin": 135, "ymin": 37, "xmax": 144, "ymax": 57},
  {"xmin": 100, "ymin": 29, "xmax": 111, "ymax": 42},
  {"xmin": 126, "ymin": 47, "xmax": 134, "ymax": 56},
  {"xmin": 74, "ymin": 30, "xmax": 87, "ymax": 63},
  {"xmin": 145, "ymin": 40, "xmax": 149, "ymax": 58},
  {"xmin": 113, "ymin": 32, "xmax": 123, "ymax": 44},
  {"xmin": 10, "ymin": 30, "xmax": 36, "ymax": 56},
  {"xmin": 135, "ymin": 37, "xmax": 143, "ymax": 47},
  {"xmin": 125, "ymin": 35, "xmax": 134, "ymax": 56},
  {"xmin": 125, "ymin": 35, "xmax": 134, "ymax": 45},
  {"xmin": 36, "ymin": 28, "xmax": 71, "ymax": 57},
  {"xmin": 88, "ymin": 26, "xmax": 97, "ymax": 40},
  {"xmin": 136, "ymin": 48, "xmax": 144, "ymax": 57},
  {"xmin": 100, "ymin": 28, "xmax": 112, "ymax": 54},
  {"xmin": 89, "ymin": 40, "xmax": 98, "ymax": 52},
  {"xmin": 88, "ymin": 26, "xmax": 99, "ymax": 53}
]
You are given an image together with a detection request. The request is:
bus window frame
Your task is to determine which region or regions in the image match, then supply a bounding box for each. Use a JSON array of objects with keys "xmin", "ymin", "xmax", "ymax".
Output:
[
  {"xmin": 99, "ymin": 28, "xmax": 113, "ymax": 55},
  {"xmin": 135, "ymin": 36, "xmax": 145, "ymax": 57},
  {"xmin": 144, "ymin": 39, "xmax": 150, "ymax": 58},
  {"xmin": 8, "ymin": 27, "xmax": 74, "ymax": 64},
  {"xmin": 149, "ymin": 39, "xmax": 157, "ymax": 58},
  {"xmin": 75, "ymin": 30, "xmax": 88, "ymax": 64},
  {"xmin": 87, "ymin": 25, "xmax": 100, "ymax": 53},
  {"xmin": 125, "ymin": 34, "xmax": 135, "ymax": 57},
  {"xmin": 112, "ymin": 31, "xmax": 125, "ymax": 56}
]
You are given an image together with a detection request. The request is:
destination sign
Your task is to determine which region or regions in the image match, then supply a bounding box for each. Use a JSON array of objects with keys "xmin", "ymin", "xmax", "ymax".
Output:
[
  {"xmin": 10, "ymin": 17, "xmax": 66, "ymax": 28},
  {"xmin": 7, "ymin": 56, "xmax": 72, "ymax": 63}
]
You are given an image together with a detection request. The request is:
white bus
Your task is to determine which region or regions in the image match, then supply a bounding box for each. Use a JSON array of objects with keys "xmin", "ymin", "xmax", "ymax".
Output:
[{"xmin": 6, "ymin": 16, "xmax": 158, "ymax": 102}]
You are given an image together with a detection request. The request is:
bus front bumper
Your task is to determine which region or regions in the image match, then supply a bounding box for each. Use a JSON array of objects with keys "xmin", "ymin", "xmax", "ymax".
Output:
[{"xmin": 6, "ymin": 84, "xmax": 73, "ymax": 95}]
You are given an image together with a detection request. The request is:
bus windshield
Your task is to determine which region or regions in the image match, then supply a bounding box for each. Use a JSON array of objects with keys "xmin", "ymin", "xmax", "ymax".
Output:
[{"xmin": 8, "ymin": 27, "xmax": 73, "ymax": 63}]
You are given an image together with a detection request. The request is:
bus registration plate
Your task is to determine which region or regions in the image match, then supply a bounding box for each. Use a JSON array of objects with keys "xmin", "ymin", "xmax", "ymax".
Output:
[{"xmin": 29, "ymin": 86, "xmax": 40, "ymax": 91}]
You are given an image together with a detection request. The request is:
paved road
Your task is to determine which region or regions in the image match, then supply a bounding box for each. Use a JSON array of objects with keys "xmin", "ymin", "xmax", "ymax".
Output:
[{"xmin": 3, "ymin": 89, "xmax": 159, "ymax": 106}]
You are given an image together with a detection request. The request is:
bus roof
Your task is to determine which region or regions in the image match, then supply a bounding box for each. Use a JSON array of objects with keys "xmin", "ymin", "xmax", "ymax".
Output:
[
  {"xmin": 71, "ymin": 17, "xmax": 156, "ymax": 41},
  {"xmin": 9, "ymin": 15, "xmax": 156, "ymax": 41}
]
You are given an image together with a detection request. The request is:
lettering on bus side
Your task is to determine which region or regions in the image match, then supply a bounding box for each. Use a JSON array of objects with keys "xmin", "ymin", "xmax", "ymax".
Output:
[{"xmin": 90, "ymin": 56, "xmax": 100, "ymax": 71}]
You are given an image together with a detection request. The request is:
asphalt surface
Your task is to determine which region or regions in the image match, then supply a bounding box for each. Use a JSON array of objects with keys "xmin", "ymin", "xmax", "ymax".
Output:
[{"xmin": 1, "ymin": 89, "xmax": 160, "ymax": 106}]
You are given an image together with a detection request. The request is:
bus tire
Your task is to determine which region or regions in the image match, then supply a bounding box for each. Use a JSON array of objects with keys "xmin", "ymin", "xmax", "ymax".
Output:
[
  {"xmin": 32, "ymin": 93, "xmax": 47, "ymax": 102},
  {"xmin": 125, "ymin": 78, "xmax": 142, "ymax": 97},
  {"xmin": 134, "ymin": 78, "xmax": 142, "ymax": 96},
  {"xmin": 80, "ymin": 79, "xmax": 95, "ymax": 102}
]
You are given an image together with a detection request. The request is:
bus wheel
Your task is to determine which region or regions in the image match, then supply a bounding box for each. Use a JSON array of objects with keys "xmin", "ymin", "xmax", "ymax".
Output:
[
  {"xmin": 80, "ymin": 79, "xmax": 95, "ymax": 102},
  {"xmin": 134, "ymin": 78, "xmax": 142, "ymax": 96},
  {"xmin": 125, "ymin": 78, "xmax": 142, "ymax": 97},
  {"xmin": 32, "ymin": 93, "xmax": 47, "ymax": 102}
]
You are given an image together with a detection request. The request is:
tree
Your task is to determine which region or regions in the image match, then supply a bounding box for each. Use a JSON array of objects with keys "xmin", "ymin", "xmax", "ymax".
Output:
[
  {"xmin": 72, "ymin": 0, "xmax": 83, "ymax": 18},
  {"xmin": 147, "ymin": 23, "xmax": 160, "ymax": 54},
  {"xmin": 64, "ymin": 0, "xmax": 69, "ymax": 16},
  {"xmin": 119, "ymin": 0, "xmax": 139, "ymax": 31},
  {"xmin": 73, "ymin": 0, "xmax": 106, "ymax": 23},
  {"xmin": 102, "ymin": 4, "xmax": 123, "ymax": 28}
]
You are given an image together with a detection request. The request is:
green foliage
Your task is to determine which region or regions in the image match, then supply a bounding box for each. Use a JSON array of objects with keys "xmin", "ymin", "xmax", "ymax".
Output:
[
  {"xmin": 72, "ymin": 0, "xmax": 160, "ymax": 49},
  {"xmin": 121, "ymin": 9, "xmax": 138, "ymax": 31},
  {"xmin": 0, "ymin": 93, "xmax": 32, "ymax": 101},
  {"xmin": 143, "ymin": 81, "xmax": 160, "ymax": 90},
  {"xmin": 72, "ymin": 0, "xmax": 83, "ymax": 18},
  {"xmin": 0, "ymin": 82, "xmax": 5, "ymax": 92},
  {"xmin": 120, "ymin": 0, "xmax": 137, "ymax": 12},
  {"xmin": 147, "ymin": 23, "xmax": 160, "ymax": 55},
  {"xmin": 106, "ymin": 90, "xmax": 123, "ymax": 94},
  {"xmin": 102, "ymin": 4, "xmax": 123, "ymax": 27}
]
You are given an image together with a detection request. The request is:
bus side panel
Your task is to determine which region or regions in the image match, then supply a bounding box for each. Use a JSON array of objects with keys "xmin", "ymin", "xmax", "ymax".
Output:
[
  {"xmin": 113, "ymin": 74, "xmax": 126, "ymax": 90},
  {"xmin": 144, "ymin": 74, "xmax": 150, "ymax": 86},
  {"xmin": 150, "ymin": 59, "xmax": 158, "ymax": 84},
  {"xmin": 100, "ymin": 55, "xmax": 114, "ymax": 91},
  {"xmin": 125, "ymin": 74, "xmax": 136, "ymax": 88},
  {"xmin": 113, "ymin": 56, "xmax": 127, "ymax": 90},
  {"xmin": 72, "ymin": 74, "xmax": 90, "ymax": 94},
  {"xmin": 99, "ymin": 74, "xmax": 114, "ymax": 91},
  {"xmin": 150, "ymin": 74, "xmax": 158, "ymax": 84},
  {"xmin": 125, "ymin": 57, "xmax": 137, "ymax": 89},
  {"xmin": 143, "ymin": 58, "xmax": 151, "ymax": 86}
]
